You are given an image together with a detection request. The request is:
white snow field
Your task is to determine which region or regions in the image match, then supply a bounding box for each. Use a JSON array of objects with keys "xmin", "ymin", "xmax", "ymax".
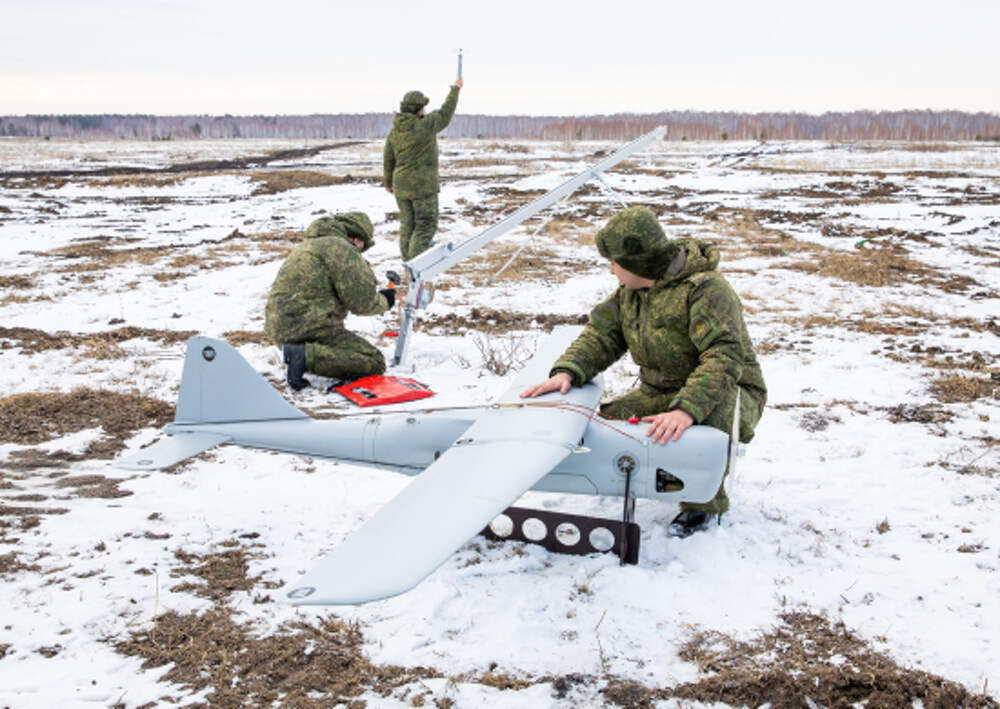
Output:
[{"xmin": 0, "ymin": 137, "xmax": 998, "ymax": 708}]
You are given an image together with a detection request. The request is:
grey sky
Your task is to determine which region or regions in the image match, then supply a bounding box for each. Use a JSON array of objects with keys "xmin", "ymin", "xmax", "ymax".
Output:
[{"xmin": 2, "ymin": 0, "xmax": 997, "ymax": 115}]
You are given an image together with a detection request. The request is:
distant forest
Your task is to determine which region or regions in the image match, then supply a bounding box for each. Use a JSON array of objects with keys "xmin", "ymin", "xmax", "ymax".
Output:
[{"xmin": 2, "ymin": 110, "xmax": 999, "ymax": 141}]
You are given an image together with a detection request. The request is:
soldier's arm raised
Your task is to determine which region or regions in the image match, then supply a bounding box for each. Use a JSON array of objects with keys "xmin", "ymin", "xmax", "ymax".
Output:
[{"xmin": 426, "ymin": 84, "xmax": 460, "ymax": 133}]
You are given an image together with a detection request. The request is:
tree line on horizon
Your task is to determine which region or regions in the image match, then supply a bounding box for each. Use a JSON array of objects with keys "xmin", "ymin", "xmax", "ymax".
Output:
[{"xmin": 1, "ymin": 110, "xmax": 999, "ymax": 141}]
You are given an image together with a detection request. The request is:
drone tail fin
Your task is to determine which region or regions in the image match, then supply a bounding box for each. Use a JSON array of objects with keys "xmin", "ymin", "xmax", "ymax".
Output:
[
  {"xmin": 174, "ymin": 335, "xmax": 308, "ymax": 424},
  {"xmin": 116, "ymin": 336, "xmax": 308, "ymax": 471}
]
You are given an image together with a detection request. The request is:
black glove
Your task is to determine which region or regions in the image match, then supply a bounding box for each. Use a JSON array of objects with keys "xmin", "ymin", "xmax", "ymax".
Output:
[
  {"xmin": 379, "ymin": 288, "xmax": 396, "ymax": 308},
  {"xmin": 385, "ymin": 270, "xmax": 401, "ymax": 287}
]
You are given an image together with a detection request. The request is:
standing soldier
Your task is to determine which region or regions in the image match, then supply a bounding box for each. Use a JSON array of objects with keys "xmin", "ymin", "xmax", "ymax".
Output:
[
  {"xmin": 265, "ymin": 212, "xmax": 396, "ymax": 390},
  {"xmin": 521, "ymin": 206, "xmax": 767, "ymax": 537},
  {"xmin": 383, "ymin": 76, "xmax": 463, "ymax": 261}
]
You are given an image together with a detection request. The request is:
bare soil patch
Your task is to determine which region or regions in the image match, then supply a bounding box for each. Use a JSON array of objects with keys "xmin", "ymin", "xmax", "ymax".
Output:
[
  {"xmin": 30, "ymin": 228, "xmax": 299, "ymax": 276},
  {"xmin": 781, "ymin": 245, "xmax": 982, "ymax": 293},
  {"xmin": 422, "ymin": 307, "xmax": 587, "ymax": 336},
  {"xmin": 722, "ymin": 207, "xmax": 959, "ymax": 283},
  {"xmin": 248, "ymin": 170, "xmax": 363, "ymax": 195},
  {"xmin": 929, "ymin": 373, "xmax": 1000, "ymax": 403},
  {"xmin": 0, "ymin": 389, "xmax": 173, "ymax": 460},
  {"xmin": 0, "ymin": 503, "xmax": 69, "ymax": 544},
  {"xmin": 222, "ymin": 330, "xmax": 271, "ymax": 346},
  {"xmin": 603, "ymin": 612, "xmax": 998, "ymax": 709},
  {"xmin": 53, "ymin": 474, "xmax": 133, "ymax": 499},
  {"xmin": 0, "ymin": 274, "xmax": 35, "ymax": 290},
  {"xmin": 443, "ymin": 242, "xmax": 590, "ymax": 286},
  {"xmin": 883, "ymin": 403, "xmax": 955, "ymax": 425},
  {"xmin": 115, "ymin": 607, "xmax": 441, "ymax": 708},
  {"xmin": 0, "ymin": 325, "xmax": 196, "ymax": 357},
  {"xmin": 0, "ymin": 551, "xmax": 42, "ymax": 576},
  {"xmin": 0, "ymin": 141, "xmax": 363, "ymax": 186},
  {"xmin": 169, "ymin": 538, "xmax": 279, "ymax": 603}
]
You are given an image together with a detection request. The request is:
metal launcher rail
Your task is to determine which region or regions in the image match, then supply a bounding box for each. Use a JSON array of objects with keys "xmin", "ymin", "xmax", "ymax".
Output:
[{"xmin": 391, "ymin": 125, "xmax": 667, "ymax": 368}]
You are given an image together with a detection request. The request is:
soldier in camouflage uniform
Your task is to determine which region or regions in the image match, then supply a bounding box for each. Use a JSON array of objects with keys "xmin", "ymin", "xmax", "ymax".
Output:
[
  {"xmin": 522, "ymin": 206, "xmax": 766, "ymax": 535},
  {"xmin": 383, "ymin": 76, "xmax": 463, "ymax": 261},
  {"xmin": 265, "ymin": 212, "xmax": 396, "ymax": 390}
]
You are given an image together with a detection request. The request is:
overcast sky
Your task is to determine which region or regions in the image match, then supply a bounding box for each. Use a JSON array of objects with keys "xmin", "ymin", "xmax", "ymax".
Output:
[{"xmin": 2, "ymin": 0, "xmax": 997, "ymax": 116}]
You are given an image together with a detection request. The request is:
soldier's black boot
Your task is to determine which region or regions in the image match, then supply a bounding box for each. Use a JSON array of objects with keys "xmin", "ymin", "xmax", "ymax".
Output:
[
  {"xmin": 668, "ymin": 509, "xmax": 715, "ymax": 538},
  {"xmin": 282, "ymin": 344, "xmax": 309, "ymax": 391}
]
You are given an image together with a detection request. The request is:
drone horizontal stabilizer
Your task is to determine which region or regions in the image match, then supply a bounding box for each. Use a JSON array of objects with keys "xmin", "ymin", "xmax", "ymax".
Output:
[
  {"xmin": 117, "ymin": 431, "xmax": 230, "ymax": 471},
  {"xmin": 284, "ymin": 327, "xmax": 600, "ymax": 605}
]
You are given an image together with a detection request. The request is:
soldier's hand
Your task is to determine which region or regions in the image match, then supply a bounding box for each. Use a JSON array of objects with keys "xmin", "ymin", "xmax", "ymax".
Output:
[
  {"xmin": 642, "ymin": 409, "xmax": 694, "ymax": 445},
  {"xmin": 453, "ymin": 77, "xmax": 464, "ymax": 89},
  {"xmin": 385, "ymin": 186, "xmax": 394, "ymax": 194},
  {"xmin": 378, "ymin": 288, "xmax": 396, "ymax": 309},
  {"xmin": 520, "ymin": 371, "xmax": 572, "ymax": 399}
]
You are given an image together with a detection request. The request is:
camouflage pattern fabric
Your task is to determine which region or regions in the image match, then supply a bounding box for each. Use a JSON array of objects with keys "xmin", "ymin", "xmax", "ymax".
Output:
[
  {"xmin": 305, "ymin": 212, "xmax": 375, "ymax": 251},
  {"xmin": 551, "ymin": 238, "xmax": 767, "ymax": 515},
  {"xmin": 595, "ymin": 206, "xmax": 682, "ymax": 280},
  {"xmin": 395, "ymin": 193, "xmax": 439, "ymax": 260},
  {"xmin": 383, "ymin": 85, "xmax": 460, "ymax": 200},
  {"xmin": 265, "ymin": 224, "xmax": 390, "ymax": 372},
  {"xmin": 305, "ymin": 330, "xmax": 386, "ymax": 379}
]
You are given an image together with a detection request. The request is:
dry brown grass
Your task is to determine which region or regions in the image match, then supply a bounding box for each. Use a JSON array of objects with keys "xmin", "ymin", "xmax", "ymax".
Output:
[
  {"xmin": 443, "ymin": 242, "xmax": 587, "ymax": 286},
  {"xmin": 0, "ymin": 275, "xmax": 35, "ymax": 290},
  {"xmin": 712, "ymin": 208, "xmax": 986, "ymax": 294},
  {"xmin": 0, "ymin": 325, "xmax": 197, "ymax": 355},
  {"xmin": 484, "ymin": 142, "xmax": 531, "ymax": 153},
  {"xmin": 602, "ymin": 612, "xmax": 999, "ymax": 709},
  {"xmin": 32, "ymin": 228, "xmax": 300, "ymax": 277},
  {"xmin": 85, "ymin": 173, "xmax": 190, "ymax": 189},
  {"xmin": 451, "ymin": 157, "xmax": 507, "ymax": 169},
  {"xmin": 421, "ymin": 307, "xmax": 587, "ymax": 336},
  {"xmin": 929, "ymin": 373, "xmax": 1000, "ymax": 403},
  {"xmin": 540, "ymin": 216, "xmax": 596, "ymax": 246},
  {"xmin": 248, "ymin": 170, "xmax": 357, "ymax": 195},
  {"xmin": 0, "ymin": 388, "xmax": 173, "ymax": 463},
  {"xmin": 783, "ymin": 247, "xmax": 982, "ymax": 292}
]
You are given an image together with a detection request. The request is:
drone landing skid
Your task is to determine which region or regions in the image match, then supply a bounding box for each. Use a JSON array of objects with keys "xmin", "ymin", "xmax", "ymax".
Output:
[{"xmin": 481, "ymin": 505, "xmax": 640, "ymax": 565}]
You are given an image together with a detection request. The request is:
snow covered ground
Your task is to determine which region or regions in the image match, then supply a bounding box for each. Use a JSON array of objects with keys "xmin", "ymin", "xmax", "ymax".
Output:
[{"xmin": 1, "ymin": 137, "xmax": 998, "ymax": 708}]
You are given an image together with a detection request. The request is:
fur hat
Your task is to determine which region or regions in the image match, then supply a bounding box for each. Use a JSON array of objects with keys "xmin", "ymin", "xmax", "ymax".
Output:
[
  {"xmin": 595, "ymin": 206, "xmax": 681, "ymax": 280},
  {"xmin": 400, "ymin": 90, "xmax": 430, "ymax": 114},
  {"xmin": 305, "ymin": 212, "xmax": 374, "ymax": 251}
]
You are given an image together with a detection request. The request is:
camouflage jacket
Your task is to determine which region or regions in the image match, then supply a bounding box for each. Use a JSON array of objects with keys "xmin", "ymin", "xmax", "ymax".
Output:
[
  {"xmin": 383, "ymin": 86, "xmax": 460, "ymax": 199},
  {"xmin": 264, "ymin": 227, "xmax": 389, "ymax": 344},
  {"xmin": 552, "ymin": 239, "xmax": 767, "ymax": 438}
]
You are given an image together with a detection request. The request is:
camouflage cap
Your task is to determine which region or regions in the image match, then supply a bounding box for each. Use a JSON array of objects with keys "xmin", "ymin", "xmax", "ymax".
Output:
[
  {"xmin": 595, "ymin": 206, "xmax": 680, "ymax": 280},
  {"xmin": 400, "ymin": 90, "xmax": 430, "ymax": 114}
]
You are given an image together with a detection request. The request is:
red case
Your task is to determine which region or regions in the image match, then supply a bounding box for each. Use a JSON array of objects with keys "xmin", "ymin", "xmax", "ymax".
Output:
[{"xmin": 333, "ymin": 375, "xmax": 435, "ymax": 407}]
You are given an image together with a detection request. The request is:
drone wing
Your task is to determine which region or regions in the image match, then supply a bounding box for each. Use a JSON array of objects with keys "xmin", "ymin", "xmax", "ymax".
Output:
[{"xmin": 284, "ymin": 326, "xmax": 601, "ymax": 605}]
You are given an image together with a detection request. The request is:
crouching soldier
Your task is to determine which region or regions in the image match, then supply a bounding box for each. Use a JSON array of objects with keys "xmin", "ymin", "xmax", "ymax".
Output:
[
  {"xmin": 521, "ymin": 206, "xmax": 767, "ymax": 536},
  {"xmin": 265, "ymin": 212, "xmax": 396, "ymax": 390}
]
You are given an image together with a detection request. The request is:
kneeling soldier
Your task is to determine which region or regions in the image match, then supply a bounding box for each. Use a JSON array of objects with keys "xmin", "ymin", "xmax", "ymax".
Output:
[
  {"xmin": 265, "ymin": 212, "xmax": 395, "ymax": 390},
  {"xmin": 521, "ymin": 206, "xmax": 767, "ymax": 536}
]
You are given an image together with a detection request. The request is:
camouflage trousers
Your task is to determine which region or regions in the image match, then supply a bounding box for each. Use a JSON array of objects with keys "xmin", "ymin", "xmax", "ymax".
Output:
[
  {"xmin": 600, "ymin": 383, "xmax": 765, "ymax": 516},
  {"xmin": 301, "ymin": 329, "xmax": 386, "ymax": 381},
  {"xmin": 396, "ymin": 194, "xmax": 438, "ymax": 261}
]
